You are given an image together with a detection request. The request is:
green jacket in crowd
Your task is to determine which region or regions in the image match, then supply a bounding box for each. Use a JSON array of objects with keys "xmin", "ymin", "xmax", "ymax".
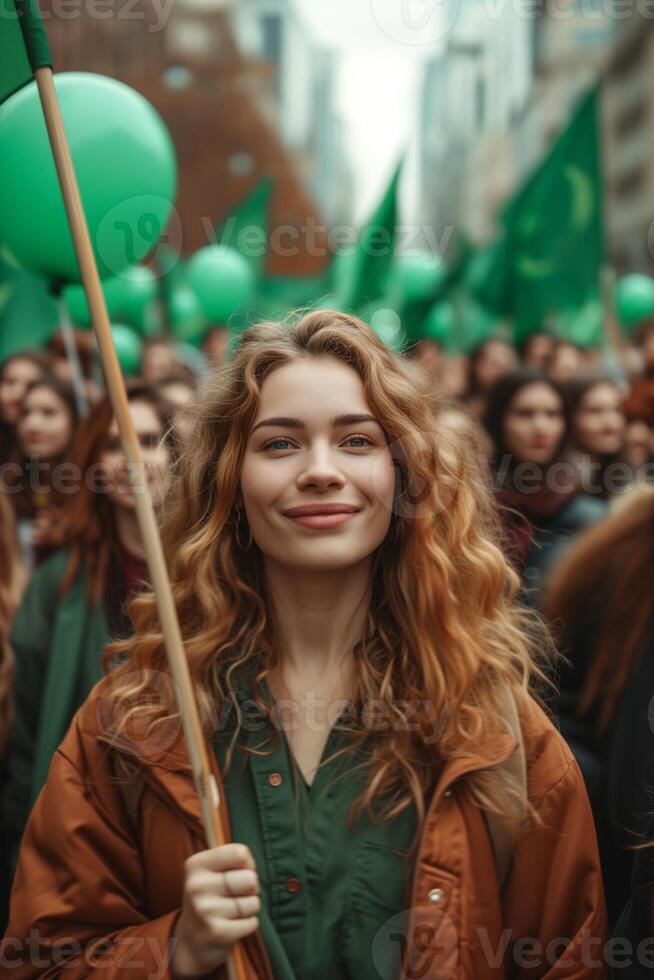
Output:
[{"xmin": 3, "ymin": 548, "xmax": 110, "ymax": 860}]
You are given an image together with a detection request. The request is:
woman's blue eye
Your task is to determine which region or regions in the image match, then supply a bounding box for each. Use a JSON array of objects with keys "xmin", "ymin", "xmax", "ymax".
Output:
[
  {"xmin": 344, "ymin": 435, "xmax": 374, "ymax": 448},
  {"xmin": 264, "ymin": 438, "xmax": 294, "ymax": 450}
]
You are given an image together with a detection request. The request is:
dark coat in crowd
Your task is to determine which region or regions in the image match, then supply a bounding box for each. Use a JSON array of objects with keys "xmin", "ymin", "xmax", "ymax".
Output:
[
  {"xmin": 2, "ymin": 544, "xmax": 144, "ymax": 866},
  {"xmin": 497, "ymin": 486, "xmax": 607, "ymax": 604},
  {"xmin": 554, "ymin": 587, "xmax": 654, "ymax": 926}
]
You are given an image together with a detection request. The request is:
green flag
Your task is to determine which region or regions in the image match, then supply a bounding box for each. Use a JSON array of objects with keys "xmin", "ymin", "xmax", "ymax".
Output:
[
  {"xmin": 0, "ymin": 248, "xmax": 59, "ymax": 360},
  {"xmin": 339, "ymin": 159, "xmax": 402, "ymax": 311},
  {"xmin": 473, "ymin": 87, "xmax": 604, "ymax": 343},
  {"xmin": 216, "ymin": 178, "xmax": 273, "ymax": 277},
  {"xmin": 0, "ymin": 0, "xmax": 52, "ymax": 103}
]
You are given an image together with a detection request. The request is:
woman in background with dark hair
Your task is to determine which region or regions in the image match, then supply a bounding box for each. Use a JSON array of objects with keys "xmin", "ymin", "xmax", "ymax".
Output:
[
  {"xmin": 484, "ymin": 368, "xmax": 606, "ymax": 605},
  {"xmin": 544, "ymin": 487, "xmax": 654, "ymax": 926},
  {"xmin": 8, "ymin": 377, "xmax": 79, "ymax": 567},
  {"xmin": 2, "ymin": 382, "xmax": 173, "ymax": 865},
  {"xmin": 464, "ymin": 336, "xmax": 517, "ymax": 419},
  {"xmin": 0, "ymin": 351, "xmax": 51, "ymax": 468},
  {"xmin": 563, "ymin": 374, "xmax": 626, "ymax": 500}
]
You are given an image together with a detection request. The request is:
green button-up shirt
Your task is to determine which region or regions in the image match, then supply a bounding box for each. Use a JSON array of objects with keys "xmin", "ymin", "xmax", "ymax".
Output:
[{"xmin": 213, "ymin": 679, "xmax": 419, "ymax": 979}]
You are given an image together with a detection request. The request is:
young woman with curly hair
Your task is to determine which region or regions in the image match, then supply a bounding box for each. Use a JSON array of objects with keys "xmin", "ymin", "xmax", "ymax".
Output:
[
  {"xmin": 2, "ymin": 381, "xmax": 173, "ymax": 865},
  {"xmin": 3, "ymin": 312, "xmax": 606, "ymax": 979}
]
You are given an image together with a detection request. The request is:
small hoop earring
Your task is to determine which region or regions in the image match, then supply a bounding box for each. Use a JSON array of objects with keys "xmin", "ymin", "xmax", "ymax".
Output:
[{"xmin": 235, "ymin": 509, "xmax": 253, "ymax": 551}]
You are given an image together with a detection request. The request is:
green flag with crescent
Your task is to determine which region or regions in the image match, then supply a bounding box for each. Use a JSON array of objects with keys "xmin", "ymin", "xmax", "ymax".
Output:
[{"xmin": 473, "ymin": 87, "xmax": 605, "ymax": 344}]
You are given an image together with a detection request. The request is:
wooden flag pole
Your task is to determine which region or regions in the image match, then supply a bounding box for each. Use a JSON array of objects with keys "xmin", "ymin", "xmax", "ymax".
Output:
[
  {"xmin": 34, "ymin": 66, "xmax": 248, "ymax": 980},
  {"xmin": 55, "ymin": 295, "xmax": 89, "ymax": 417}
]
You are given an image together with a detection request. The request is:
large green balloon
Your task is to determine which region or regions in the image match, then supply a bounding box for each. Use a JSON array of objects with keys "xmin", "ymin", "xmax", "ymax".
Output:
[
  {"xmin": 187, "ymin": 246, "xmax": 255, "ymax": 322},
  {"xmin": 615, "ymin": 274, "xmax": 654, "ymax": 329},
  {"xmin": 0, "ymin": 73, "xmax": 177, "ymax": 282},
  {"xmin": 169, "ymin": 287, "xmax": 208, "ymax": 345},
  {"xmin": 391, "ymin": 252, "xmax": 445, "ymax": 304},
  {"xmin": 111, "ymin": 324, "xmax": 143, "ymax": 376},
  {"xmin": 104, "ymin": 266, "xmax": 159, "ymax": 333},
  {"xmin": 64, "ymin": 265, "xmax": 159, "ymax": 333},
  {"xmin": 424, "ymin": 301, "xmax": 455, "ymax": 345},
  {"xmin": 369, "ymin": 307, "xmax": 405, "ymax": 352}
]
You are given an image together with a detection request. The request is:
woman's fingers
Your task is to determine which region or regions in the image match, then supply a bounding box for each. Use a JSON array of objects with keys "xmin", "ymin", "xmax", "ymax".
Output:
[{"xmin": 186, "ymin": 843, "xmax": 256, "ymax": 874}]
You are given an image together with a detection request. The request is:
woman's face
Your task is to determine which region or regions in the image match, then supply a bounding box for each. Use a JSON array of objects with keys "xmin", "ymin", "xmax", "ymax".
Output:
[
  {"xmin": 0, "ymin": 358, "xmax": 44, "ymax": 426},
  {"xmin": 99, "ymin": 400, "xmax": 170, "ymax": 513},
  {"xmin": 240, "ymin": 357, "xmax": 396, "ymax": 573},
  {"xmin": 572, "ymin": 383, "xmax": 625, "ymax": 458},
  {"xmin": 522, "ymin": 333, "xmax": 554, "ymax": 370},
  {"xmin": 16, "ymin": 386, "xmax": 73, "ymax": 460},
  {"xmin": 502, "ymin": 382, "xmax": 566, "ymax": 466},
  {"xmin": 474, "ymin": 340, "xmax": 517, "ymax": 395},
  {"xmin": 623, "ymin": 419, "xmax": 653, "ymax": 470},
  {"xmin": 160, "ymin": 381, "xmax": 195, "ymax": 442}
]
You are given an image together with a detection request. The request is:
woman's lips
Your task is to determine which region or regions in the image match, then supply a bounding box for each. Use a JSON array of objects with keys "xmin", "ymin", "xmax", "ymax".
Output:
[{"xmin": 285, "ymin": 511, "xmax": 358, "ymax": 530}]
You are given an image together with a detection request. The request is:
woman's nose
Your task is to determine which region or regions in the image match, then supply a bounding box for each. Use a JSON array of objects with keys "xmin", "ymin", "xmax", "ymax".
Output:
[{"xmin": 296, "ymin": 446, "xmax": 346, "ymax": 490}]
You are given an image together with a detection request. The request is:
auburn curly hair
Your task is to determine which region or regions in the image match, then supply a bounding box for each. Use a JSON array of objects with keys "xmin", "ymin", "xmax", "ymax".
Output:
[{"xmin": 101, "ymin": 311, "xmax": 553, "ymax": 841}]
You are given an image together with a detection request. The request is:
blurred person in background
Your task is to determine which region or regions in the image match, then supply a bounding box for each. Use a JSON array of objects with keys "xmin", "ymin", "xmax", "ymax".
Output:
[
  {"xmin": 2, "ymin": 382, "xmax": 174, "ymax": 867},
  {"xmin": 141, "ymin": 335, "xmax": 180, "ymax": 384},
  {"xmin": 0, "ymin": 493, "xmax": 26, "ymax": 934},
  {"xmin": 544, "ymin": 487, "xmax": 654, "ymax": 925},
  {"xmin": 520, "ymin": 330, "xmax": 555, "ymax": 371},
  {"xmin": 0, "ymin": 351, "xmax": 51, "ymax": 467},
  {"xmin": 411, "ymin": 337, "xmax": 444, "ymax": 385},
  {"xmin": 201, "ymin": 324, "xmax": 230, "ymax": 369},
  {"xmin": 562, "ymin": 375, "xmax": 626, "ymax": 500},
  {"xmin": 623, "ymin": 378, "xmax": 654, "ymax": 481},
  {"xmin": 484, "ymin": 369, "xmax": 606, "ymax": 605},
  {"xmin": 548, "ymin": 339, "xmax": 585, "ymax": 383},
  {"xmin": 46, "ymin": 329, "xmax": 101, "ymax": 404},
  {"xmin": 634, "ymin": 321, "xmax": 654, "ymax": 379},
  {"xmin": 464, "ymin": 336, "xmax": 517, "ymax": 419},
  {"xmin": 158, "ymin": 372, "xmax": 198, "ymax": 444},
  {"xmin": 7, "ymin": 377, "xmax": 79, "ymax": 568}
]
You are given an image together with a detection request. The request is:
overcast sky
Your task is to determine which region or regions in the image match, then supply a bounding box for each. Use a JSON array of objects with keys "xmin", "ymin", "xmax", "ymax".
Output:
[{"xmin": 292, "ymin": 0, "xmax": 444, "ymax": 221}]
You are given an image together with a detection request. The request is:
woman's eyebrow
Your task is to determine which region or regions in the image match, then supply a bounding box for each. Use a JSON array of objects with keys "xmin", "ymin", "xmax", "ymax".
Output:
[{"xmin": 251, "ymin": 413, "xmax": 380, "ymax": 434}]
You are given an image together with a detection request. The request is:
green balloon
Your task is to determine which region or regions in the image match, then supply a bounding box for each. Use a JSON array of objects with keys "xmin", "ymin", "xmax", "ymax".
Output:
[
  {"xmin": 423, "ymin": 301, "xmax": 455, "ymax": 345},
  {"xmin": 111, "ymin": 323, "xmax": 143, "ymax": 375},
  {"xmin": 187, "ymin": 246, "xmax": 255, "ymax": 322},
  {"xmin": 64, "ymin": 265, "xmax": 159, "ymax": 333},
  {"xmin": 615, "ymin": 274, "xmax": 654, "ymax": 329},
  {"xmin": 169, "ymin": 287, "xmax": 208, "ymax": 345},
  {"xmin": 369, "ymin": 308, "xmax": 405, "ymax": 352},
  {"xmin": 313, "ymin": 293, "xmax": 344, "ymax": 312},
  {"xmin": 63, "ymin": 282, "xmax": 93, "ymax": 327},
  {"xmin": 391, "ymin": 252, "xmax": 445, "ymax": 304},
  {"xmin": 0, "ymin": 73, "xmax": 177, "ymax": 282},
  {"xmin": 104, "ymin": 266, "xmax": 159, "ymax": 333}
]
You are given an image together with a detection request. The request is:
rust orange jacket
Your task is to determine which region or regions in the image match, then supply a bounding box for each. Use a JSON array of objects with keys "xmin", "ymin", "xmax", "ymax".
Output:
[{"xmin": 1, "ymin": 686, "xmax": 608, "ymax": 979}]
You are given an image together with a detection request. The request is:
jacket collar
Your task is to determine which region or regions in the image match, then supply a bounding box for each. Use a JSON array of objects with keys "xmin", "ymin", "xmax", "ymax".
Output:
[{"xmin": 93, "ymin": 709, "xmax": 519, "ymax": 831}]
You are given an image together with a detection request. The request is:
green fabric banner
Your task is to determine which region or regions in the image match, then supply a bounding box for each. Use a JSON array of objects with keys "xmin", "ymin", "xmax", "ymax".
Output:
[
  {"xmin": 0, "ymin": 0, "xmax": 52, "ymax": 104},
  {"xmin": 339, "ymin": 159, "xmax": 402, "ymax": 312},
  {"xmin": 472, "ymin": 87, "xmax": 605, "ymax": 343},
  {"xmin": 215, "ymin": 177, "xmax": 274, "ymax": 277}
]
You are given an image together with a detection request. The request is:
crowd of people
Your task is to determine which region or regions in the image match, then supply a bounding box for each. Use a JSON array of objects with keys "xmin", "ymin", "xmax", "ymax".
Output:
[{"xmin": 1, "ymin": 311, "xmax": 654, "ymax": 975}]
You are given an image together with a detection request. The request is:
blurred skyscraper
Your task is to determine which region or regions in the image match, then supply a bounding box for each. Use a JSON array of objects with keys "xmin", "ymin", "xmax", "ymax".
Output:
[
  {"xmin": 419, "ymin": 0, "xmax": 617, "ymax": 250},
  {"xmin": 231, "ymin": 0, "xmax": 353, "ymax": 226}
]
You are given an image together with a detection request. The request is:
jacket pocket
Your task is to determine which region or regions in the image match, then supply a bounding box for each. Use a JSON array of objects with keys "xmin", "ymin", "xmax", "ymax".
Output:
[{"xmin": 339, "ymin": 840, "xmax": 413, "ymax": 979}]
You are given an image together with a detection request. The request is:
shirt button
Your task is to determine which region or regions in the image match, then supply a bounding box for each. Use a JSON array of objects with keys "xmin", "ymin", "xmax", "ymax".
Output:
[
  {"xmin": 268, "ymin": 772, "xmax": 283, "ymax": 787},
  {"xmin": 286, "ymin": 877, "xmax": 302, "ymax": 894},
  {"xmin": 428, "ymin": 888, "xmax": 444, "ymax": 905}
]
